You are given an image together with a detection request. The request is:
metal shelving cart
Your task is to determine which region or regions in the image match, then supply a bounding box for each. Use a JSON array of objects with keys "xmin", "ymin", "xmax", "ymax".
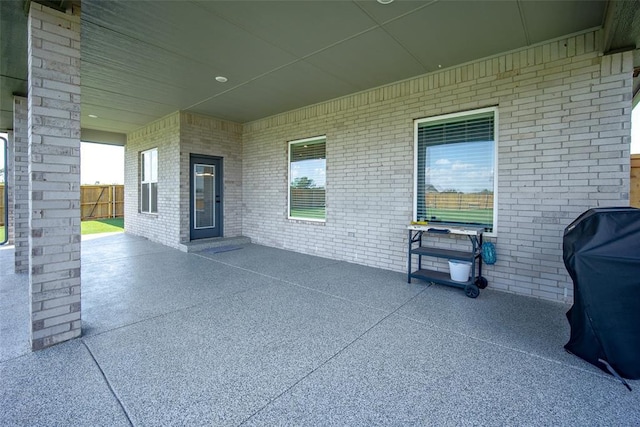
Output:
[{"xmin": 407, "ymin": 224, "xmax": 487, "ymax": 298}]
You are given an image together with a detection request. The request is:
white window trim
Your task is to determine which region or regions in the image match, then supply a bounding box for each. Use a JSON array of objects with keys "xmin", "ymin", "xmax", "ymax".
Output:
[
  {"xmin": 413, "ymin": 107, "xmax": 498, "ymax": 237},
  {"xmin": 140, "ymin": 148, "xmax": 158, "ymax": 214},
  {"xmin": 288, "ymin": 135, "xmax": 326, "ymax": 223}
]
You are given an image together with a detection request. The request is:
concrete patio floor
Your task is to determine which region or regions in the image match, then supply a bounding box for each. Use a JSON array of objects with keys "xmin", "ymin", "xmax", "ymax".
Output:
[{"xmin": 1, "ymin": 233, "xmax": 638, "ymax": 426}]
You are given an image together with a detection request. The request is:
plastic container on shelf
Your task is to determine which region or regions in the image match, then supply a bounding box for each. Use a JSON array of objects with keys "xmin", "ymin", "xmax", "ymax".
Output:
[{"xmin": 448, "ymin": 260, "xmax": 471, "ymax": 282}]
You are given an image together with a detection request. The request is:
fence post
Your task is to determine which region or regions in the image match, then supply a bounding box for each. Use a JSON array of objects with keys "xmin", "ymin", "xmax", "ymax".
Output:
[{"xmin": 110, "ymin": 185, "xmax": 113, "ymax": 218}]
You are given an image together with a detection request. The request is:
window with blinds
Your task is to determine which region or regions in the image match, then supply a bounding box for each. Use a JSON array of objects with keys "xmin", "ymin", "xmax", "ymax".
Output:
[
  {"xmin": 289, "ymin": 136, "xmax": 326, "ymax": 221},
  {"xmin": 140, "ymin": 148, "xmax": 158, "ymax": 214},
  {"xmin": 415, "ymin": 108, "xmax": 497, "ymax": 232}
]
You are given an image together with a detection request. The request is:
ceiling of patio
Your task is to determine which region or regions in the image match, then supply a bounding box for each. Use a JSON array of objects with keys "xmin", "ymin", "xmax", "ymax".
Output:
[{"xmin": 1, "ymin": 0, "xmax": 638, "ymax": 141}]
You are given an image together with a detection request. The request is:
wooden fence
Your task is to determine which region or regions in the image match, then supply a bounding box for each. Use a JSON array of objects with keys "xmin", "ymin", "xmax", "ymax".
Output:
[
  {"xmin": 0, "ymin": 184, "xmax": 123, "ymax": 226},
  {"xmin": 425, "ymin": 192, "xmax": 494, "ymax": 210},
  {"xmin": 80, "ymin": 185, "xmax": 124, "ymax": 220},
  {"xmin": 632, "ymin": 154, "xmax": 640, "ymax": 208}
]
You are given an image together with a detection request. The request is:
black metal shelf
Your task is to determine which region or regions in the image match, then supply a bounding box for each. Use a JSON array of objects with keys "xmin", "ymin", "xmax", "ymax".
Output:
[
  {"xmin": 410, "ymin": 268, "xmax": 473, "ymax": 288},
  {"xmin": 410, "ymin": 246, "xmax": 478, "ymax": 261},
  {"xmin": 407, "ymin": 225, "xmax": 486, "ymax": 298}
]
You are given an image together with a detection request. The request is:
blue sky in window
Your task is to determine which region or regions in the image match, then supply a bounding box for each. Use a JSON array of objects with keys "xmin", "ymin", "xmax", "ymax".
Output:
[
  {"xmin": 291, "ymin": 159, "xmax": 326, "ymax": 187},
  {"xmin": 425, "ymin": 141, "xmax": 494, "ymax": 193}
]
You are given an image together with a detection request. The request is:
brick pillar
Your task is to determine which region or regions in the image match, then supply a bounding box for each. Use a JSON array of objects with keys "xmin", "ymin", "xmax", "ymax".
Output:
[
  {"xmin": 27, "ymin": 3, "xmax": 81, "ymax": 350},
  {"xmin": 5, "ymin": 130, "xmax": 14, "ymax": 245},
  {"xmin": 13, "ymin": 97, "xmax": 29, "ymax": 269}
]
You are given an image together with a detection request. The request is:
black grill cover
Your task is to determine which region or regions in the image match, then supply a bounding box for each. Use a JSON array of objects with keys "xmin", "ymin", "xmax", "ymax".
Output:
[{"xmin": 563, "ymin": 207, "xmax": 640, "ymax": 379}]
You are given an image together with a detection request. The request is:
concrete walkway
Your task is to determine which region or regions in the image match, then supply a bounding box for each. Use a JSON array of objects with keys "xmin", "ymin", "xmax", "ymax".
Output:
[{"xmin": 1, "ymin": 233, "xmax": 638, "ymax": 426}]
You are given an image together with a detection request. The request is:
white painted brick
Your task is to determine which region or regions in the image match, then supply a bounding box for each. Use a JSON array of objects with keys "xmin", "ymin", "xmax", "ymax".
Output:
[
  {"xmin": 234, "ymin": 34, "xmax": 631, "ymax": 304},
  {"xmin": 31, "ymin": 86, "xmax": 71, "ymax": 102},
  {"xmin": 32, "ymin": 323, "xmax": 73, "ymax": 340},
  {"xmin": 13, "ymin": 97, "xmax": 30, "ymax": 272},
  {"xmin": 42, "ymin": 311, "xmax": 81, "ymax": 329},
  {"xmin": 28, "ymin": 3, "xmax": 81, "ymax": 351}
]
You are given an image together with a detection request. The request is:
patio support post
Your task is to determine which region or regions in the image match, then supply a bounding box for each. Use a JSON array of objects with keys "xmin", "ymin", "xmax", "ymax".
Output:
[
  {"xmin": 5, "ymin": 130, "xmax": 14, "ymax": 245},
  {"xmin": 27, "ymin": 2, "xmax": 82, "ymax": 350},
  {"xmin": 13, "ymin": 97, "xmax": 29, "ymax": 271}
]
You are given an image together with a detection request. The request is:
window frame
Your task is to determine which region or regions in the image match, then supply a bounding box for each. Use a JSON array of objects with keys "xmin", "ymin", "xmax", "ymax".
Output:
[
  {"xmin": 288, "ymin": 135, "xmax": 327, "ymax": 222},
  {"xmin": 413, "ymin": 107, "xmax": 498, "ymax": 236},
  {"xmin": 140, "ymin": 148, "xmax": 158, "ymax": 214}
]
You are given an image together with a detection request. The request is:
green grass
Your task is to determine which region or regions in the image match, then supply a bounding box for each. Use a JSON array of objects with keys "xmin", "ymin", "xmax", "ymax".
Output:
[
  {"xmin": 81, "ymin": 218, "xmax": 124, "ymax": 235},
  {"xmin": 290, "ymin": 207, "xmax": 325, "ymax": 220},
  {"xmin": 0, "ymin": 219, "xmax": 124, "ymax": 240},
  {"xmin": 424, "ymin": 208, "xmax": 493, "ymax": 225}
]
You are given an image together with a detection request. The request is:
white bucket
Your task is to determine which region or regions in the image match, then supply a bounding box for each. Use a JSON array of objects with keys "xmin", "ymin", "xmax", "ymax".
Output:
[{"xmin": 448, "ymin": 260, "xmax": 471, "ymax": 282}]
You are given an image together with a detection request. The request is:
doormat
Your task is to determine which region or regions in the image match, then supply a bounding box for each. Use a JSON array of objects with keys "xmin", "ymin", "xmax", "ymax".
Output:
[{"xmin": 201, "ymin": 245, "xmax": 243, "ymax": 254}]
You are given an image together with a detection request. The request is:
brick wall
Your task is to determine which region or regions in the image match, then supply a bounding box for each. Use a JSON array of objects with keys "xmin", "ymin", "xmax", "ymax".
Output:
[
  {"xmin": 13, "ymin": 98, "xmax": 29, "ymax": 270},
  {"xmin": 125, "ymin": 111, "xmax": 243, "ymax": 246},
  {"xmin": 125, "ymin": 112, "xmax": 181, "ymax": 249},
  {"xmin": 4, "ymin": 131, "xmax": 14, "ymax": 244},
  {"xmin": 242, "ymin": 30, "xmax": 632, "ymax": 303}
]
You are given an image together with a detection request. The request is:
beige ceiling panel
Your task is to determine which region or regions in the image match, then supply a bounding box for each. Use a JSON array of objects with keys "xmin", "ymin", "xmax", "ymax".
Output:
[
  {"xmin": 519, "ymin": 0, "xmax": 606, "ymax": 44},
  {"xmin": 0, "ymin": 0, "xmax": 27, "ymax": 79},
  {"xmin": 0, "ymin": 0, "xmax": 613, "ymax": 134},
  {"xmin": 354, "ymin": 0, "xmax": 435, "ymax": 24},
  {"xmin": 0, "ymin": 75, "xmax": 27, "ymax": 131},
  {"xmin": 195, "ymin": 0, "xmax": 378, "ymax": 58},
  {"xmin": 81, "ymin": 102, "xmax": 160, "ymax": 133},
  {"xmin": 80, "ymin": 115, "xmax": 148, "ymax": 134},
  {"xmin": 383, "ymin": 0, "xmax": 526, "ymax": 70},
  {"xmin": 305, "ymin": 28, "xmax": 427, "ymax": 90},
  {"xmin": 81, "ymin": 129, "xmax": 127, "ymax": 146},
  {"xmin": 82, "ymin": 58, "xmax": 220, "ymax": 109},
  {"xmin": 81, "ymin": 87, "xmax": 177, "ymax": 133},
  {"xmin": 0, "ymin": 1, "xmax": 27, "ymax": 131},
  {"xmin": 0, "ymin": 111, "xmax": 12, "ymax": 132},
  {"xmin": 189, "ymin": 61, "xmax": 360, "ymax": 123},
  {"xmin": 83, "ymin": 0, "xmax": 297, "ymax": 77}
]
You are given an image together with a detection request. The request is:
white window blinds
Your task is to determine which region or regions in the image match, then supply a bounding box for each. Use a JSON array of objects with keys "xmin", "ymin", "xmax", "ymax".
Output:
[
  {"xmin": 289, "ymin": 137, "xmax": 326, "ymax": 221},
  {"xmin": 416, "ymin": 110, "xmax": 496, "ymax": 231}
]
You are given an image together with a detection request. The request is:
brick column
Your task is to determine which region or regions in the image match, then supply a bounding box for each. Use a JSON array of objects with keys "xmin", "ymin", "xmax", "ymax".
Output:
[
  {"xmin": 5, "ymin": 130, "xmax": 14, "ymax": 245},
  {"xmin": 13, "ymin": 97, "xmax": 29, "ymax": 270},
  {"xmin": 27, "ymin": 3, "xmax": 81, "ymax": 350}
]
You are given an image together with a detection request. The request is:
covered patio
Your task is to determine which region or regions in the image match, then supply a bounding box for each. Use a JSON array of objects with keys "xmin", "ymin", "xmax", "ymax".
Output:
[
  {"xmin": 2, "ymin": 234, "xmax": 638, "ymax": 425},
  {"xmin": 1, "ymin": 0, "xmax": 640, "ymax": 355}
]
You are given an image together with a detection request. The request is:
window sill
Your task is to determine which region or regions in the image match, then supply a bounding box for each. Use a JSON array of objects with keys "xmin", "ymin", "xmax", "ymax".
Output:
[{"xmin": 287, "ymin": 217, "xmax": 326, "ymax": 225}]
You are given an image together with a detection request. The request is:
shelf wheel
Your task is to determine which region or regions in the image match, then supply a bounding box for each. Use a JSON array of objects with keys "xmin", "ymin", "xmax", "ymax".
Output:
[
  {"xmin": 475, "ymin": 276, "xmax": 488, "ymax": 289},
  {"xmin": 464, "ymin": 283, "xmax": 480, "ymax": 298}
]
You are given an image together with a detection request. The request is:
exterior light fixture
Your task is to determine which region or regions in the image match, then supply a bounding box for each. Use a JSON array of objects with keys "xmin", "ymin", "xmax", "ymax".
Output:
[
  {"xmin": 215, "ymin": 76, "xmax": 228, "ymax": 83},
  {"xmin": 377, "ymin": 0, "xmax": 394, "ymax": 4},
  {"xmin": 88, "ymin": 114, "xmax": 98, "ymax": 118}
]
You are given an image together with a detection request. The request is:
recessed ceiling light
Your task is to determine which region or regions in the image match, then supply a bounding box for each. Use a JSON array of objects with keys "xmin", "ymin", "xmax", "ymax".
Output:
[
  {"xmin": 377, "ymin": 0, "xmax": 394, "ymax": 4},
  {"xmin": 215, "ymin": 76, "xmax": 228, "ymax": 83},
  {"xmin": 88, "ymin": 114, "xmax": 98, "ymax": 118}
]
